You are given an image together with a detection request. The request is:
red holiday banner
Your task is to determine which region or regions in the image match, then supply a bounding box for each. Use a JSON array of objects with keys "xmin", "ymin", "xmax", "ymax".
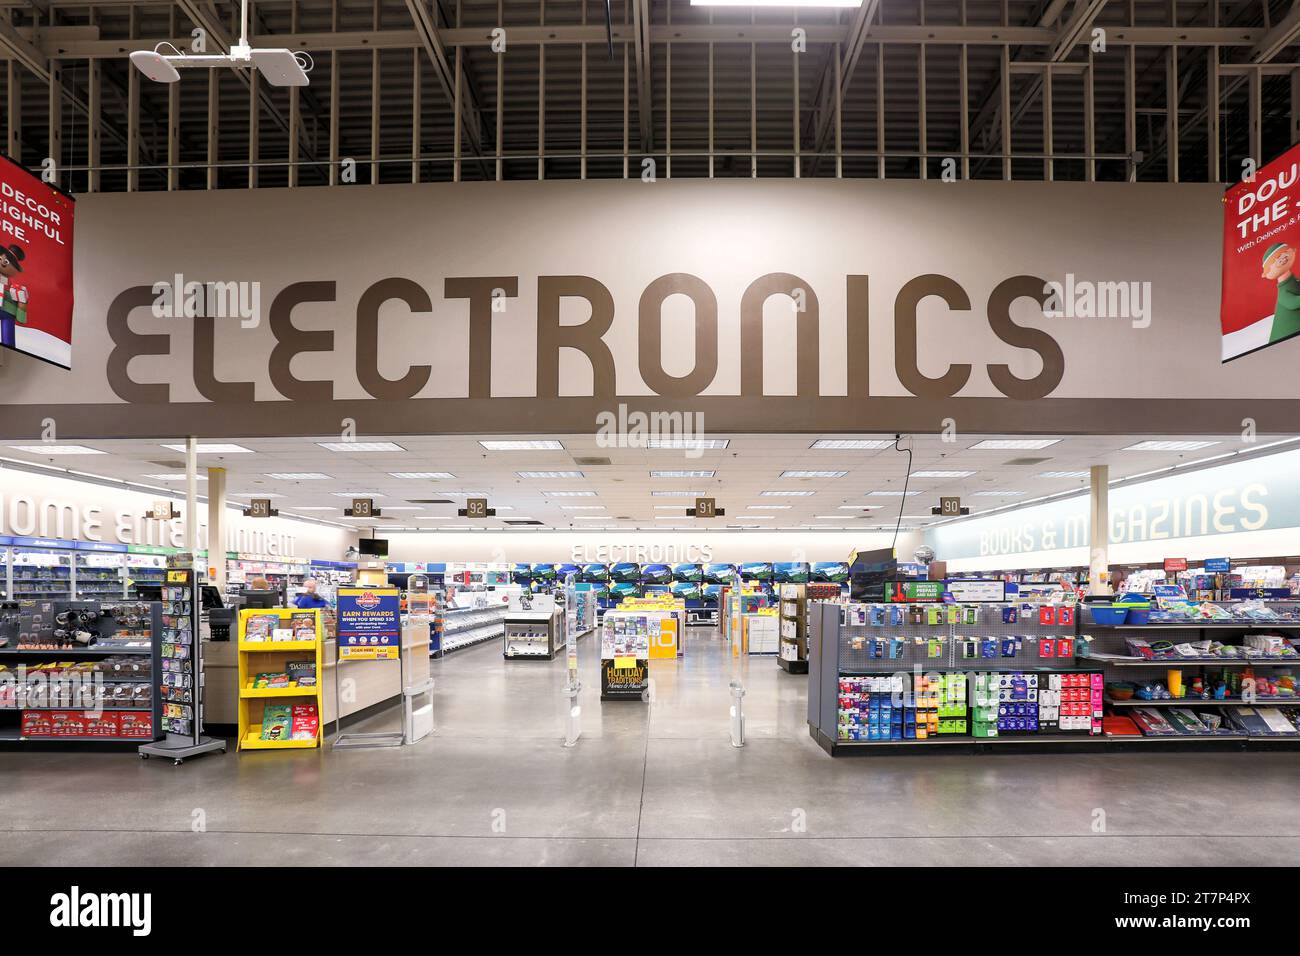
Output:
[
  {"xmin": 1221, "ymin": 142, "xmax": 1300, "ymax": 362},
  {"xmin": 0, "ymin": 155, "xmax": 75, "ymax": 369}
]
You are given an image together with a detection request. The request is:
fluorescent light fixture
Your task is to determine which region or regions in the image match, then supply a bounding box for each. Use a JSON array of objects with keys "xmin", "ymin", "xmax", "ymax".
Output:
[
  {"xmin": 265, "ymin": 473, "xmax": 332, "ymax": 480},
  {"xmin": 654, "ymin": 505, "xmax": 688, "ymax": 510},
  {"xmin": 331, "ymin": 491, "xmax": 386, "ymax": 498},
  {"xmin": 739, "ymin": 514, "xmax": 773, "ymax": 519},
  {"xmin": 229, "ymin": 491, "xmax": 283, "ymax": 498},
  {"xmin": 761, "ymin": 490, "xmax": 816, "ymax": 497},
  {"xmin": 1173, "ymin": 452, "xmax": 1236, "ymax": 468},
  {"xmin": 809, "ymin": 439, "xmax": 892, "ymax": 450},
  {"xmin": 867, "ymin": 490, "xmax": 920, "ymax": 496},
  {"xmin": 911, "ymin": 470, "xmax": 975, "ymax": 478},
  {"xmin": 381, "ymin": 506, "xmax": 424, "ymax": 511},
  {"xmin": 160, "ymin": 443, "xmax": 252, "ymax": 454},
  {"xmin": 8, "ymin": 444, "xmax": 104, "ymax": 455},
  {"xmin": 544, "ymin": 490, "xmax": 597, "ymax": 497},
  {"xmin": 415, "ymin": 516, "xmax": 454, "ymax": 521},
  {"xmin": 748, "ymin": 504, "xmax": 791, "ymax": 510},
  {"xmin": 972, "ymin": 490, "xmax": 1027, "ymax": 496},
  {"xmin": 142, "ymin": 474, "xmax": 208, "ymax": 482},
  {"xmin": 560, "ymin": 505, "xmax": 604, "ymax": 510},
  {"xmin": 693, "ymin": 1, "xmax": 861, "ymax": 7},
  {"xmin": 479, "ymin": 439, "xmax": 565, "ymax": 451},
  {"xmin": 967, "ymin": 439, "xmax": 1061, "ymax": 450},
  {"xmin": 316, "ymin": 441, "xmax": 406, "ymax": 452},
  {"xmin": 644, "ymin": 438, "xmax": 729, "ymax": 450},
  {"xmin": 1123, "ymin": 440, "xmax": 1221, "ymax": 451},
  {"xmin": 650, "ymin": 470, "xmax": 716, "ymax": 478},
  {"xmin": 650, "ymin": 490, "xmax": 707, "ymax": 497},
  {"xmin": 516, "ymin": 471, "xmax": 585, "ymax": 479},
  {"xmin": 780, "ymin": 470, "xmax": 847, "ymax": 478},
  {"xmin": 838, "ymin": 505, "xmax": 882, "ymax": 510},
  {"xmin": 574, "ymin": 515, "xmax": 608, "ymax": 520},
  {"xmin": 388, "ymin": 472, "xmax": 455, "ymax": 480},
  {"xmin": 1037, "ymin": 470, "xmax": 1089, "ymax": 478}
]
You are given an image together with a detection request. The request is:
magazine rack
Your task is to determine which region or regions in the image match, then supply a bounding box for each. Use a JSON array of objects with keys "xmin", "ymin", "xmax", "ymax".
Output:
[
  {"xmin": 139, "ymin": 565, "xmax": 227, "ymax": 764},
  {"xmin": 235, "ymin": 607, "xmax": 324, "ymax": 751}
]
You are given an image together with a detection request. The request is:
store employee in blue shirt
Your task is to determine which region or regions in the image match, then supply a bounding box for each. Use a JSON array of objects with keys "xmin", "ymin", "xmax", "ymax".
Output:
[{"xmin": 293, "ymin": 578, "xmax": 331, "ymax": 609}]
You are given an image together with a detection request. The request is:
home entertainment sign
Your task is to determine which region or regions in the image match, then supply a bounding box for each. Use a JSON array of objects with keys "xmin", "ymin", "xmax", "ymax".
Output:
[{"xmin": 1, "ymin": 179, "xmax": 1290, "ymax": 439}]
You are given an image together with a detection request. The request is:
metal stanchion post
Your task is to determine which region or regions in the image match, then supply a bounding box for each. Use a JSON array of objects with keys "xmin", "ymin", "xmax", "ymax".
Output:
[{"xmin": 729, "ymin": 679, "xmax": 746, "ymax": 748}]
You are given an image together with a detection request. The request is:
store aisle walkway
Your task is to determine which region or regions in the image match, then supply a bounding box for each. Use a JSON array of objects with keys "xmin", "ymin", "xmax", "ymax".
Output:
[{"xmin": 3, "ymin": 627, "xmax": 1300, "ymax": 866}]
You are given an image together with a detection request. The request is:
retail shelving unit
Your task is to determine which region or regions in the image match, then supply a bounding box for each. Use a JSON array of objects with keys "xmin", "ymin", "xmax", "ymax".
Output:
[
  {"xmin": 11, "ymin": 543, "xmax": 73, "ymax": 601},
  {"xmin": 808, "ymin": 599, "xmax": 1096, "ymax": 755},
  {"xmin": 809, "ymin": 597, "xmax": 1300, "ymax": 754},
  {"xmin": 503, "ymin": 607, "xmax": 565, "ymax": 660},
  {"xmin": 1082, "ymin": 602, "xmax": 1300, "ymax": 742},
  {"xmin": 0, "ymin": 599, "xmax": 161, "ymax": 744},
  {"xmin": 778, "ymin": 584, "xmax": 807, "ymax": 673},
  {"xmin": 236, "ymin": 607, "xmax": 323, "ymax": 751},
  {"xmin": 435, "ymin": 604, "xmax": 506, "ymax": 656},
  {"xmin": 567, "ymin": 586, "xmax": 597, "ymax": 645}
]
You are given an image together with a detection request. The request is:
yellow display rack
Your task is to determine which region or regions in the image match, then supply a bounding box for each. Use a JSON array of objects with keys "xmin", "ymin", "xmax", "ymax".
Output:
[{"xmin": 236, "ymin": 607, "xmax": 324, "ymax": 751}]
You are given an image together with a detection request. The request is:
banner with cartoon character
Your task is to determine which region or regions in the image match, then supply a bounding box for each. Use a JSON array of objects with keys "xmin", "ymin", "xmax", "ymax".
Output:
[
  {"xmin": 0, "ymin": 155, "xmax": 74, "ymax": 369},
  {"xmin": 1221, "ymin": 142, "xmax": 1300, "ymax": 362}
]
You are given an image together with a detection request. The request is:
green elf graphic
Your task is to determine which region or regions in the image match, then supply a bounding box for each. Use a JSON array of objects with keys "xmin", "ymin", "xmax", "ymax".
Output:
[
  {"xmin": 0, "ymin": 243, "xmax": 28, "ymax": 349},
  {"xmin": 1261, "ymin": 241, "xmax": 1300, "ymax": 343}
]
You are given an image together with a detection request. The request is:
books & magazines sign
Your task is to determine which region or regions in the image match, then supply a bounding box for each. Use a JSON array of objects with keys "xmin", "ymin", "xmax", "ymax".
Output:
[{"xmin": 336, "ymin": 587, "xmax": 400, "ymax": 660}]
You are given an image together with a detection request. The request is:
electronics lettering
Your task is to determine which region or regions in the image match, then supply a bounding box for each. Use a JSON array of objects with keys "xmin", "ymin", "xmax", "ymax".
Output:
[{"xmin": 106, "ymin": 273, "xmax": 1062, "ymax": 403}]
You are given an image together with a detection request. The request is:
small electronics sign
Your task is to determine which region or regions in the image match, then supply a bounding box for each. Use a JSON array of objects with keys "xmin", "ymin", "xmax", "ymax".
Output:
[
  {"xmin": 336, "ymin": 587, "xmax": 400, "ymax": 660},
  {"xmin": 0, "ymin": 154, "xmax": 75, "ymax": 368}
]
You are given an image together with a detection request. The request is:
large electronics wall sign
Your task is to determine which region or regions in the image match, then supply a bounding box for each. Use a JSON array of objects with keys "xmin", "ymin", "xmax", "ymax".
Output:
[
  {"xmin": 1222, "ymin": 142, "xmax": 1300, "ymax": 362},
  {"xmin": 0, "ymin": 154, "xmax": 74, "ymax": 369}
]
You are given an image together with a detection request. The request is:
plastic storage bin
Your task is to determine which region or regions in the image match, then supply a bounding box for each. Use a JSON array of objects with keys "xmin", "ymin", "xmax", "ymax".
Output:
[{"xmin": 1087, "ymin": 605, "xmax": 1130, "ymax": 626}]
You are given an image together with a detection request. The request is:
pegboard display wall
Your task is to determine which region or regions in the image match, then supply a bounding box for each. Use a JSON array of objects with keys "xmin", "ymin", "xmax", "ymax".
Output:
[{"xmin": 836, "ymin": 602, "xmax": 1080, "ymax": 674}]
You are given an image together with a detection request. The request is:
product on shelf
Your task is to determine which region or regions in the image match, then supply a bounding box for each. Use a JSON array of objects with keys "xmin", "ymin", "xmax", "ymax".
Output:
[
  {"xmin": 290, "ymin": 703, "xmax": 319, "ymax": 741},
  {"xmin": 290, "ymin": 612, "xmax": 317, "ymax": 640},
  {"xmin": 242, "ymin": 613, "xmax": 278, "ymax": 643},
  {"xmin": 286, "ymin": 660, "xmax": 317, "ymax": 687},
  {"xmin": 260, "ymin": 704, "xmax": 291, "ymax": 741}
]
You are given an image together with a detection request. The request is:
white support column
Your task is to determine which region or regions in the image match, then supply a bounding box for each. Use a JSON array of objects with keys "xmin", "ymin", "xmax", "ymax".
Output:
[
  {"xmin": 184, "ymin": 437, "xmax": 199, "ymax": 557},
  {"xmin": 208, "ymin": 466, "xmax": 228, "ymax": 590},
  {"xmin": 1088, "ymin": 465, "xmax": 1112, "ymax": 596}
]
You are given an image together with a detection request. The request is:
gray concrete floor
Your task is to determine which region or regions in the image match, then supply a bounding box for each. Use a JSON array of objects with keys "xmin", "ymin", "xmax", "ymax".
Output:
[{"xmin": 3, "ymin": 627, "xmax": 1299, "ymax": 866}]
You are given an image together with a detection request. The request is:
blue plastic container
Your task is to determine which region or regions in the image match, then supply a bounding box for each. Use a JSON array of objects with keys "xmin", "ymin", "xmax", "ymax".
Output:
[
  {"xmin": 1126, "ymin": 607, "xmax": 1151, "ymax": 625},
  {"xmin": 1087, "ymin": 605, "xmax": 1129, "ymax": 626}
]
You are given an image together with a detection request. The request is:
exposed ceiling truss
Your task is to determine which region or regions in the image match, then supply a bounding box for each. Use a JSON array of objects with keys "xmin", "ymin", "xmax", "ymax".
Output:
[{"xmin": 0, "ymin": 0, "xmax": 1297, "ymax": 193}]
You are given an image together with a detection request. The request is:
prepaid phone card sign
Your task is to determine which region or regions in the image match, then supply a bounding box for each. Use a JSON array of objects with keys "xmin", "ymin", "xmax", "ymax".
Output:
[
  {"xmin": 0, "ymin": 156, "xmax": 74, "ymax": 369},
  {"xmin": 336, "ymin": 587, "xmax": 401, "ymax": 660}
]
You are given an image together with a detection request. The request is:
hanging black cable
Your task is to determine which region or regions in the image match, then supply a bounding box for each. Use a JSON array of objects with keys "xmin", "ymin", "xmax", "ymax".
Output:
[{"xmin": 890, "ymin": 435, "xmax": 913, "ymax": 554}]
